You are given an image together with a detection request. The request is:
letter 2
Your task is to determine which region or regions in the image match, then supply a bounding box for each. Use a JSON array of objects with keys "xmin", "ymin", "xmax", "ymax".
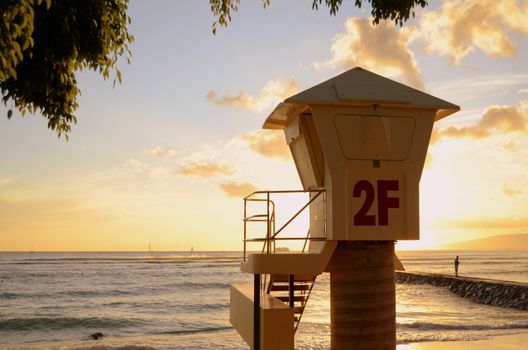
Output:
[{"xmin": 353, "ymin": 180, "xmax": 376, "ymax": 225}]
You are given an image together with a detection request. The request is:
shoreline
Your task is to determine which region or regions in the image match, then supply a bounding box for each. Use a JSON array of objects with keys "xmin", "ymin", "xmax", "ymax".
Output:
[
  {"xmin": 3, "ymin": 333, "xmax": 528, "ymax": 350},
  {"xmin": 398, "ymin": 332, "xmax": 528, "ymax": 349}
]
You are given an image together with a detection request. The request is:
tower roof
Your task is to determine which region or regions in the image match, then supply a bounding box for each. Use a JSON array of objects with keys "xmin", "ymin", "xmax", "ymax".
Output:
[{"xmin": 264, "ymin": 67, "xmax": 459, "ymax": 129}]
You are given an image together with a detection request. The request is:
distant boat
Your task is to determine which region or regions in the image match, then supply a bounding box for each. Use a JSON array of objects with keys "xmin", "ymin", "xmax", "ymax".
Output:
[
  {"xmin": 149, "ymin": 242, "xmax": 153, "ymax": 253},
  {"xmin": 276, "ymin": 247, "xmax": 290, "ymax": 252},
  {"xmin": 190, "ymin": 246, "xmax": 194, "ymax": 253}
]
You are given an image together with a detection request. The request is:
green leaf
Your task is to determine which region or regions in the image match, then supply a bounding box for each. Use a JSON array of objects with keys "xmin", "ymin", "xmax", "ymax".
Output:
[
  {"xmin": 8, "ymin": 66, "xmax": 17, "ymax": 79},
  {"xmin": 1, "ymin": 0, "xmax": 133, "ymax": 138}
]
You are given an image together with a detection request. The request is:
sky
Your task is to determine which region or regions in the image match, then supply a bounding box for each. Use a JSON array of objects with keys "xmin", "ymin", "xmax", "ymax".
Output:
[{"xmin": 1, "ymin": 0, "xmax": 528, "ymax": 251}]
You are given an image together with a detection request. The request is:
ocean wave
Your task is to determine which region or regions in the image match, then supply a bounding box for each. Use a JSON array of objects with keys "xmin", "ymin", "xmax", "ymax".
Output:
[
  {"xmin": 155, "ymin": 325, "xmax": 233, "ymax": 335},
  {"xmin": 178, "ymin": 302, "xmax": 229, "ymax": 313},
  {"xmin": 0, "ymin": 289, "xmax": 134, "ymax": 300},
  {"xmin": 176, "ymin": 282, "xmax": 231, "ymax": 290},
  {"xmin": 0, "ymin": 317, "xmax": 138, "ymax": 331},
  {"xmin": 82, "ymin": 347, "xmax": 157, "ymax": 350},
  {"xmin": 60, "ymin": 289, "xmax": 134, "ymax": 297},
  {"xmin": 397, "ymin": 332, "xmax": 478, "ymax": 344},
  {"xmin": 0, "ymin": 292, "xmax": 18, "ymax": 299},
  {"xmin": 0, "ymin": 256, "xmax": 242, "ymax": 265},
  {"xmin": 399, "ymin": 321, "xmax": 528, "ymax": 331},
  {"xmin": 201, "ymin": 263, "xmax": 241, "ymax": 268},
  {"xmin": 7, "ymin": 346, "xmax": 159, "ymax": 350}
]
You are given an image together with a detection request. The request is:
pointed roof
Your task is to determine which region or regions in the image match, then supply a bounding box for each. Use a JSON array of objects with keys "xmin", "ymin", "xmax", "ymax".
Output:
[{"xmin": 263, "ymin": 67, "xmax": 459, "ymax": 129}]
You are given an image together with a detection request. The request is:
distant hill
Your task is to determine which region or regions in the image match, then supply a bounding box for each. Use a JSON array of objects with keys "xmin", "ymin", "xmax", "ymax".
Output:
[{"xmin": 440, "ymin": 233, "xmax": 528, "ymax": 250}]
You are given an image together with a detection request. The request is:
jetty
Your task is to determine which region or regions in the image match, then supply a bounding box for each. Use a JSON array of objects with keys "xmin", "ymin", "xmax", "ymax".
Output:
[{"xmin": 396, "ymin": 271, "xmax": 528, "ymax": 311}]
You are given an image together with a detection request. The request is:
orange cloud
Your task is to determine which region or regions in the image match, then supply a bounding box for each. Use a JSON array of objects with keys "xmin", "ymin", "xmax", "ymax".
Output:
[
  {"xmin": 439, "ymin": 125, "xmax": 488, "ymax": 139},
  {"xmin": 178, "ymin": 161, "xmax": 235, "ymax": 177},
  {"xmin": 420, "ymin": 0, "xmax": 528, "ymax": 63},
  {"xmin": 219, "ymin": 181, "xmax": 256, "ymax": 198},
  {"xmin": 239, "ymin": 130, "xmax": 291, "ymax": 161},
  {"xmin": 318, "ymin": 17, "xmax": 423, "ymax": 89},
  {"xmin": 149, "ymin": 147, "xmax": 176, "ymax": 157},
  {"xmin": 432, "ymin": 104, "xmax": 526, "ymax": 143},
  {"xmin": 502, "ymin": 184, "xmax": 524, "ymax": 197},
  {"xmin": 429, "ymin": 129, "xmax": 442, "ymax": 145},
  {"xmin": 206, "ymin": 79, "xmax": 299, "ymax": 112}
]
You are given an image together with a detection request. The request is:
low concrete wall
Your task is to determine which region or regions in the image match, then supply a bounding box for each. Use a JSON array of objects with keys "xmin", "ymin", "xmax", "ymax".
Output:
[
  {"xmin": 396, "ymin": 271, "xmax": 528, "ymax": 311},
  {"xmin": 230, "ymin": 283, "xmax": 294, "ymax": 350}
]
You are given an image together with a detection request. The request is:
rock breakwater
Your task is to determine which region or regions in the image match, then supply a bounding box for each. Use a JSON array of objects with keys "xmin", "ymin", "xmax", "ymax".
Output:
[{"xmin": 396, "ymin": 271, "xmax": 528, "ymax": 311}]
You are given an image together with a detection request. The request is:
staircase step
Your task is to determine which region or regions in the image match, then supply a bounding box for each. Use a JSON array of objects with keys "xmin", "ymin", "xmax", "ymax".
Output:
[
  {"xmin": 293, "ymin": 306, "xmax": 305, "ymax": 314},
  {"xmin": 269, "ymin": 284, "xmax": 311, "ymax": 291},
  {"xmin": 276, "ymin": 295, "xmax": 307, "ymax": 302},
  {"xmin": 272, "ymin": 274, "xmax": 315, "ymax": 282},
  {"xmin": 266, "ymin": 273, "xmax": 317, "ymax": 334}
]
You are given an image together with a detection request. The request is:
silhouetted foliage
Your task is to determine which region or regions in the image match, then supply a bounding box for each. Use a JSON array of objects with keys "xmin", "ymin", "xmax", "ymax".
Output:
[
  {"xmin": 0, "ymin": 0, "xmax": 132, "ymax": 138},
  {"xmin": 210, "ymin": 0, "xmax": 428, "ymax": 33},
  {"xmin": 2, "ymin": 0, "xmax": 426, "ymax": 137}
]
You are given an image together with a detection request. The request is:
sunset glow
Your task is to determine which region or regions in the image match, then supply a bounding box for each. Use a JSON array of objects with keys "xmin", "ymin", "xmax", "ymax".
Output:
[{"xmin": 1, "ymin": 1, "xmax": 528, "ymax": 251}]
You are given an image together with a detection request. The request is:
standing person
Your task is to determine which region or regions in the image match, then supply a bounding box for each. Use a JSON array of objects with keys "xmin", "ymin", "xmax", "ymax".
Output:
[{"xmin": 454, "ymin": 256, "xmax": 460, "ymax": 276}]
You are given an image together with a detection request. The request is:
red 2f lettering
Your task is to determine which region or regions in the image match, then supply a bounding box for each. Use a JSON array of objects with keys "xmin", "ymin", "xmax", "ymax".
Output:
[{"xmin": 353, "ymin": 180, "xmax": 400, "ymax": 226}]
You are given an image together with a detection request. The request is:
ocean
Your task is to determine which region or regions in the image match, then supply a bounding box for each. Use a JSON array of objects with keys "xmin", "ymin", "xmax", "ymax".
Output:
[{"xmin": 0, "ymin": 250, "xmax": 527, "ymax": 349}]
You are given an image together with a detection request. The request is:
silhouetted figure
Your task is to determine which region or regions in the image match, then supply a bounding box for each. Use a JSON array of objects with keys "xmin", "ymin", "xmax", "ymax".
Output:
[
  {"xmin": 91, "ymin": 332, "xmax": 104, "ymax": 340},
  {"xmin": 454, "ymin": 256, "xmax": 460, "ymax": 276}
]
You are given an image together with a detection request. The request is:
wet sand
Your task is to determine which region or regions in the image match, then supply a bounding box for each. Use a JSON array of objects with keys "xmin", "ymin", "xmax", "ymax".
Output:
[{"xmin": 398, "ymin": 332, "xmax": 528, "ymax": 349}]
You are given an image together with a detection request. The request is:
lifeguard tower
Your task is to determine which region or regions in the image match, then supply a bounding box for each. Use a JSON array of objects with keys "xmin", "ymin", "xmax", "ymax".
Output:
[{"xmin": 230, "ymin": 67, "xmax": 459, "ymax": 350}]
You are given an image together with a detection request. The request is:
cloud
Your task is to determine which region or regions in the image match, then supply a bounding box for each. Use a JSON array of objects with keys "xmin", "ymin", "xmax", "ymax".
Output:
[
  {"xmin": 317, "ymin": 17, "xmax": 423, "ymax": 89},
  {"xmin": 420, "ymin": 0, "xmax": 528, "ymax": 63},
  {"xmin": 519, "ymin": 88, "xmax": 528, "ymax": 94},
  {"xmin": 438, "ymin": 125, "xmax": 488, "ymax": 139},
  {"xmin": 430, "ymin": 73, "xmax": 528, "ymax": 106},
  {"xmin": 219, "ymin": 181, "xmax": 256, "ymax": 198},
  {"xmin": 432, "ymin": 104, "xmax": 527, "ymax": 143},
  {"xmin": 149, "ymin": 147, "xmax": 176, "ymax": 157},
  {"xmin": 424, "ymin": 152, "xmax": 433, "ymax": 169},
  {"xmin": 178, "ymin": 161, "xmax": 235, "ymax": 177},
  {"xmin": 149, "ymin": 167, "xmax": 173, "ymax": 179},
  {"xmin": 0, "ymin": 178, "xmax": 14, "ymax": 187},
  {"xmin": 503, "ymin": 139, "xmax": 517, "ymax": 150},
  {"xmin": 429, "ymin": 129, "xmax": 442, "ymax": 145},
  {"xmin": 206, "ymin": 79, "xmax": 299, "ymax": 112},
  {"xmin": 502, "ymin": 184, "xmax": 524, "ymax": 197},
  {"xmin": 125, "ymin": 159, "xmax": 148, "ymax": 173},
  {"xmin": 239, "ymin": 130, "xmax": 291, "ymax": 161}
]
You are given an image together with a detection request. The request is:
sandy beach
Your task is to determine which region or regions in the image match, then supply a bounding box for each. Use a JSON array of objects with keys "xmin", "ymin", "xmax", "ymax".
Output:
[{"xmin": 398, "ymin": 332, "xmax": 528, "ymax": 349}]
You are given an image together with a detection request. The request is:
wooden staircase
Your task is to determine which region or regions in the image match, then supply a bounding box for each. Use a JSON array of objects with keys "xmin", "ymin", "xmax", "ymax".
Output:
[{"xmin": 267, "ymin": 274, "xmax": 317, "ymax": 332}]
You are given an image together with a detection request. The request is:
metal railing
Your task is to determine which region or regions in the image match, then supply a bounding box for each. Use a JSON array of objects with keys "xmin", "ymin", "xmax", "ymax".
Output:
[{"xmin": 243, "ymin": 189, "xmax": 326, "ymax": 261}]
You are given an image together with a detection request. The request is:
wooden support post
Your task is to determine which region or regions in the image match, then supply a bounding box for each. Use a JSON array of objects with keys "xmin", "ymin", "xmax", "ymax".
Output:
[
  {"xmin": 288, "ymin": 274, "xmax": 294, "ymax": 308},
  {"xmin": 328, "ymin": 241, "xmax": 396, "ymax": 350},
  {"xmin": 254, "ymin": 274, "xmax": 260, "ymax": 350}
]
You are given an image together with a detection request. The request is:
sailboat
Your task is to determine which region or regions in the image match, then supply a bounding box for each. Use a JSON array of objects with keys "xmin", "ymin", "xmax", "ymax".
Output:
[{"xmin": 190, "ymin": 246, "xmax": 194, "ymax": 253}]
